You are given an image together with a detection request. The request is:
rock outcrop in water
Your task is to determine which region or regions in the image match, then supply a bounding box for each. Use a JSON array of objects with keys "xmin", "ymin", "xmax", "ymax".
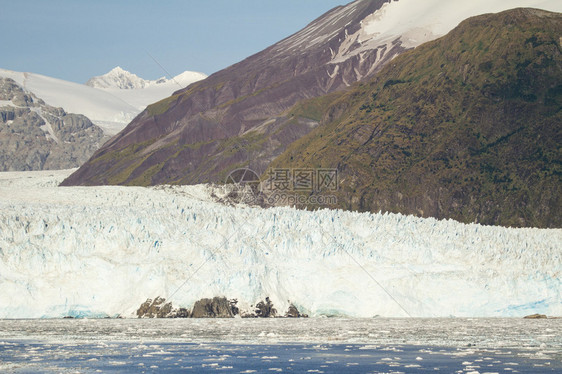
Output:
[
  {"xmin": 136, "ymin": 297, "xmax": 169, "ymax": 318},
  {"xmin": 285, "ymin": 303, "xmax": 307, "ymax": 318},
  {"xmin": 136, "ymin": 296, "xmax": 306, "ymax": 318},
  {"xmin": 253, "ymin": 297, "xmax": 277, "ymax": 318},
  {"xmin": 136, "ymin": 297, "xmax": 189, "ymax": 318},
  {"xmin": 523, "ymin": 314, "xmax": 548, "ymax": 319},
  {"xmin": 191, "ymin": 297, "xmax": 239, "ymax": 318}
]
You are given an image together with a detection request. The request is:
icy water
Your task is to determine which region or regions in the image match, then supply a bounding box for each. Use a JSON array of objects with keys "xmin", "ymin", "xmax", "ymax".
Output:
[{"xmin": 0, "ymin": 318, "xmax": 560, "ymax": 373}]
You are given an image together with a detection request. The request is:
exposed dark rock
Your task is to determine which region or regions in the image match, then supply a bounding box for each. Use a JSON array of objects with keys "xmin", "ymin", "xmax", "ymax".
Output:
[
  {"xmin": 136, "ymin": 298, "xmax": 153, "ymax": 318},
  {"xmin": 191, "ymin": 297, "xmax": 238, "ymax": 318},
  {"xmin": 524, "ymin": 314, "xmax": 548, "ymax": 319},
  {"xmin": 156, "ymin": 302, "xmax": 174, "ymax": 318},
  {"xmin": 254, "ymin": 297, "xmax": 277, "ymax": 318},
  {"xmin": 230, "ymin": 298, "xmax": 240, "ymax": 316},
  {"xmin": 174, "ymin": 308, "xmax": 190, "ymax": 318},
  {"xmin": 0, "ymin": 77, "xmax": 108, "ymax": 171},
  {"xmin": 285, "ymin": 304, "xmax": 304, "ymax": 318},
  {"xmin": 136, "ymin": 297, "xmax": 191, "ymax": 318},
  {"xmin": 135, "ymin": 296, "xmax": 309, "ymax": 319},
  {"xmin": 136, "ymin": 296, "xmax": 168, "ymax": 318}
]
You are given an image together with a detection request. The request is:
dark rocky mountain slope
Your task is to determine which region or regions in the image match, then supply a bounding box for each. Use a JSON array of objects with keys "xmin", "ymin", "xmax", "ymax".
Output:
[
  {"xmin": 269, "ymin": 8, "xmax": 561, "ymax": 228},
  {"xmin": 61, "ymin": 0, "xmax": 407, "ymax": 186}
]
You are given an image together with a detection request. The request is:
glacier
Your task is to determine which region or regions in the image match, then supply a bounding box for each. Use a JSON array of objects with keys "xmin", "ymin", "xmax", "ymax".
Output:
[{"xmin": 0, "ymin": 170, "xmax": 560, "ymax": 319}]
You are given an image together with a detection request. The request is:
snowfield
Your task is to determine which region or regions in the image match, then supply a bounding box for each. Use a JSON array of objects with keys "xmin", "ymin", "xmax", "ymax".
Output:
[{"xmin": 0, "ymin": 170, "xmax": 560, "ymax": 319}]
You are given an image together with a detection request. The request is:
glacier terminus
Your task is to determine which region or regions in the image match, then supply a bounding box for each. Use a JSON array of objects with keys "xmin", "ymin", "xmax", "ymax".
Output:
[{"xmin": 0, "ymin": 170, "xmax": 559, "ymax": 319}]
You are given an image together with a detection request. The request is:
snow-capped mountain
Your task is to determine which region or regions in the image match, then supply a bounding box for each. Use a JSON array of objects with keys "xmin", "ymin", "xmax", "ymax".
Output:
[
  {"xmin": 0, "ymin": 67, "xmax": 206, "ymax": 136},
  {"xmin": 0, "ymin": 170, "xmax": 560, "ymax": 318},
  {"xmin": 86, "ymin": 67, "xmax": 207, "ymax": 111},
  {"xmin": 86, "ymin": 66, "xmax": 160, "ymax": 89},
  {"xmin": 0, "ymin": 68, "xmax": 139, "ymax": 136},
  {"xmin": 86, "ymin": 66, "xmax": 206, "ymax": 91}
]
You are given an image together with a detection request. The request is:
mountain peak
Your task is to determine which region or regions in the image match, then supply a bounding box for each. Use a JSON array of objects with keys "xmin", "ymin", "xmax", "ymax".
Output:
[
  {"xmin": 110, "ymin": 66, "xmax": 126, "ymax": 73},
  {"xmin": 85, "ymin": 66, "xmax": 207, "ymax": 91},
  {"xmin": 85, "ymin": 67, "xmax": 150, "ymax": 90}
]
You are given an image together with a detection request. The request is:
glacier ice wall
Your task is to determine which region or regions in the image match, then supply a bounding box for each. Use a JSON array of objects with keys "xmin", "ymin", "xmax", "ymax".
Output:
[{"xmin": 0, "ymin": 170, "xmax": 560, "ymax": 318}]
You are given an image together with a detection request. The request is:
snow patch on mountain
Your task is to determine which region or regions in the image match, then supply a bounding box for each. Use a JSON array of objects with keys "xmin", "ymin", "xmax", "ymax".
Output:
[
  {"xmin": 328, "ymin": 0, "xmax": 562, "ymax": 64},
  {"xmin": 0, "ymin": 170, "xmax": 560, "ymax": 319},
  {"xmin": 361, "ymin": 0, "xmax": 562, "ymax": 48}
]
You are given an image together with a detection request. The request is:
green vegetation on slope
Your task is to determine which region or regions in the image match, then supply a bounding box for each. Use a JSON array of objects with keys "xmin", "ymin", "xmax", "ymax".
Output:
[{"xmin": 269, "ymin": 8, "xmax": 561, "ymax": 228}]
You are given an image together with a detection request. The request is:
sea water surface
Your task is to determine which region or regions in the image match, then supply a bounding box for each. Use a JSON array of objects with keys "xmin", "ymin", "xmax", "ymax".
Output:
[{"xmin": 0, "ymin": 318, "xmax": 560, "ymax": 373}]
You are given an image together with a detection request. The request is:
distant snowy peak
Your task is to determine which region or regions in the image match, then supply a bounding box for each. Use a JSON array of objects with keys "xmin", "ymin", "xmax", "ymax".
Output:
[
  {"xmin": 83, "ymin": 67, "xmax": 207, "ymax": 114},
  {"xmin": 86, "ymin": 66, "xmax": 151, "ymax": 90},
  {"xmin": 85, "ymin": 66, "xmax": 207, "ymax": 90},
  {"xmin": 172, "ymin": 70, "xmax": 209, "ymax": 86}
]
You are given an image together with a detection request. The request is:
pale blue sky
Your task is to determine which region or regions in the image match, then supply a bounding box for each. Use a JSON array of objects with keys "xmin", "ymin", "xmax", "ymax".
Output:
[{"xmin": 0, "ymin": 0, "xmax": 346, "ymax": 83}]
